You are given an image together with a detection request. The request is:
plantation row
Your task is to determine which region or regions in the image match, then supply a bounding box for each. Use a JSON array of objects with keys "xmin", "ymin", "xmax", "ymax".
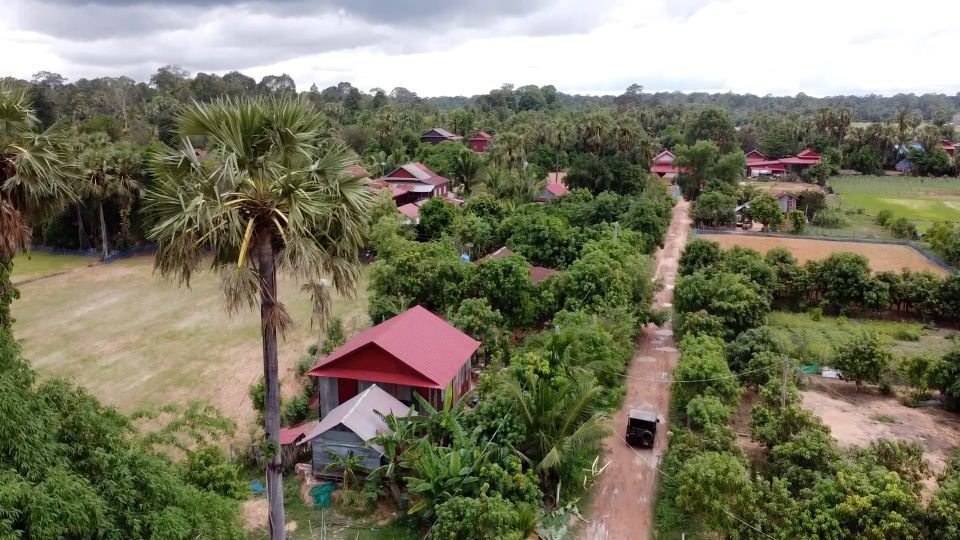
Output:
[{"xmin": 655, "ymin": 239, "xmax": 960, "ymax": 538}]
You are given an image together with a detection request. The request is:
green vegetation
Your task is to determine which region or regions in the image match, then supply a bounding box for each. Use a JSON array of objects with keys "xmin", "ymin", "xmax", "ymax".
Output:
[
  {"xmin": 829, "ymin": 176, "xmax": 960, "ymax": 197},
  {"xmin": 11, "ymin": 252, "xmax": 96, "ymax": 281}
]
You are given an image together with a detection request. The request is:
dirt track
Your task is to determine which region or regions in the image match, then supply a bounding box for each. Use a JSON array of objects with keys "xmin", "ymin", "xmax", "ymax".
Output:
[{"xmin": 581, "ymin": 198, "xmax": 690, "ymax": 540}]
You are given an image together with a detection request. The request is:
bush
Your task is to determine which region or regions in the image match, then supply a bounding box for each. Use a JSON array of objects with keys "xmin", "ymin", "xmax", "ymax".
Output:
[
  {"xmin": 893, "ymin": 327, "xmax": 921, "ymax": 342},
  {"xmin": 875, "ymin": 209, "xmax": 894, "ymax": 226},
  {"xmin": 321, "ymin": 316, "xmax": 346, "ymax": 354},
  {"xmin": 812, "ymin": 209, "xmax": 848, "ymax": 228},
  {"xmin": 890, "ymin": 217, "xmax": 917, "ymax": 239},
  {"xmin": 281, "ymin": 393, "xmax": 310, "ymax": 426},
  {"xmin": 788, "ymin": 210, "xmax": 806, "ymax": 234},
  {"xmin": 296, "ymin": 354, "xmax": 316, "ymax": 376},
  {"xmin": 182, "ymin": 445, "xmax": 246, "ymax": 499}
]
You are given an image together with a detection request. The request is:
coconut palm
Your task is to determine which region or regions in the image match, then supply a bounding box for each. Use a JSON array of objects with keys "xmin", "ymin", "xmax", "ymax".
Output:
[
  {"xmin": 453, "ymin": 148, "xmax": 482, "ymax": 194},
  {"xmin": 143, "ymin": 95, "xmax": 374, "ymax": 538},
  {"xmin": 0, "ymin": 83, "xmax": 74, "ymax": 328},
  {"xmin": 505, "ymin": 373, "xmax": 609, "ymax": 489}
]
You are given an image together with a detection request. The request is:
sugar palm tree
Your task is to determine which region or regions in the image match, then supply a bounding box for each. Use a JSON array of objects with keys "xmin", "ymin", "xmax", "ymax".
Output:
[
  {"xmin": 453, "ymin": 148, "xmax": 482, "ymax": 194},
  {"xmin": 0, "ymin": 83, "xmax": 74, "ymax": 328},
  {"xmin": 76, "ymin": 133, "xmax": 141, "ymax": 260},
  {"xmin": 143, "ymin": 95, "xmax": 374, "ymax": 539}
]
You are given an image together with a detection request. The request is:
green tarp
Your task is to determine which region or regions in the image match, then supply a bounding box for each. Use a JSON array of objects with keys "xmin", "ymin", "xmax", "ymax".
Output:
[
  {"xmin": 799, "ymin": 364, "xmax": 821, "ymax": 374},
  {"xmin": 309, "ymin": 482, "xmax": 337, "ymax": 508}
]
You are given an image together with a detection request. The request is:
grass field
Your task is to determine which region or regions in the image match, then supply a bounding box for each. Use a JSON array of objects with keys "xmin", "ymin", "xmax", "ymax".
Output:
[
  {"xmin": 11, "ymin": 252, "xmax": 98, "ymax": 282},
  {"xmin": 828, "ymin": 176, "xmax": 960, "ymax": 228},
  {"xmin": 11, "ymin": 255, "xmax": 371, "ymax": 430},
  {"xmin": 699, "ymin": 233, "xmax": 948, "ymax": 275},
  {"xmin": 766, "ymin": 311, "xmax": 954, "ymax": 364}
]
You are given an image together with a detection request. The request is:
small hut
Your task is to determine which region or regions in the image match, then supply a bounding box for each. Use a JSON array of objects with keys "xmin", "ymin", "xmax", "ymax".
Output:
[{"xmin": 298, "ymin": 384, "xmax": 411, "ymax": 478}]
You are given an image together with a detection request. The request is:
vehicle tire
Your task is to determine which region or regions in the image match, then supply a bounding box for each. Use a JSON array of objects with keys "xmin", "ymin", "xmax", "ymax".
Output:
[{"xmin": 639, "ymin": 430, "xmax": 654, "ymax": 448}]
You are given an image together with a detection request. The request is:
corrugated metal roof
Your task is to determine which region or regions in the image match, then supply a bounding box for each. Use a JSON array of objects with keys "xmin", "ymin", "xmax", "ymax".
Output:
[
  {"xmin": 544, "ymin": 183, "xmax": 569, "ymax": 196},
  {"xmin": 298, "ymin": 385, "xmax": 412, "ymax": 449},
  {"xmin": 307, "ymin": 306, "xmax": 480, "ymax": 387},
  {"xmin": 530, "ymin": 266, "xmax": 559, "ymax": 283},
  {"xmin": 280, "ymin": 420, "xmax": 319, "ymax": 445}
]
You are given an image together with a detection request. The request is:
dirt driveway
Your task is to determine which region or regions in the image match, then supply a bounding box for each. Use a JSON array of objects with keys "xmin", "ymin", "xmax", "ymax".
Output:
[{"xmin": 581, "ymin": 198, "xmax": 691, "ymax": 540}]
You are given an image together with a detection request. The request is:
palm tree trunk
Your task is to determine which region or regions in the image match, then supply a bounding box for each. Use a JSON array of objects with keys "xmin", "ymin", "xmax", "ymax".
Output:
[
  {"xmin": 257, "ymin": 232, "xmax": 286, "ymax": 539},
  {"xmin": 98, "ymin": 202, "xmax": 109, "ymax": 261},
  {"xmin": 76, "ymin": 205, "xmax": 87, "ymax": 250}
]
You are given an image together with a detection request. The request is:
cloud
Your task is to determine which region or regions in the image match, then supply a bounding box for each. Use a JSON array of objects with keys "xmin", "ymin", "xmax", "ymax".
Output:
[{"xmin": 4, "ymin": 0, "xmax": 960, "ymax": 97}]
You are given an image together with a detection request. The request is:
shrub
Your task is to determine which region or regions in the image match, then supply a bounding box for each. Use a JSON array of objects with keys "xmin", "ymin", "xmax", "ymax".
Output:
[
  {"xmin": 296, "ymin": 354, "xmax": 316, "ymax": 376},
  {"xmin": 281, "ymin": 393, "xmax": 310, "ymax": 426},
  {"xmin": 182, "ymin": 445, "xmax": 246, "ymax": 499},
  {"xmin": 321, "ymin": 316, "xmax": 346, "ymax": 354},
  {"xmin": 893, "ymin": 327, "xmax": 921, "ymax": 342},
  {"xmin": 788, "ymin": 209, "xmax": 806, "ymax": 234},
  {"xmin": 812, "ymin": 209, "xmax": 848, "ymax": 228},
  {"xmin": 875, "ymin": 209, "xmax": 894, "ymax": 226},
  {"xmin": 890, "ymin": 217, "xmax": 917, "ymax": 239},
  {"xmin": 808, "ymin": 306, "xmax": 823, "ymax": 321}
]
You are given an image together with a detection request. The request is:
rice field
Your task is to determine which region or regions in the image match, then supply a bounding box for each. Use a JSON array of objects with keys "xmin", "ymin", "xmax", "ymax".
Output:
[{"xmin": 827, "ymin": 176, "xmax": 960, "ymax": 226}]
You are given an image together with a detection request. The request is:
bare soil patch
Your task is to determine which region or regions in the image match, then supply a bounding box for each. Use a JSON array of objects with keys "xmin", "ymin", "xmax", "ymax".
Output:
[
  {"xmin": 745, "ymin": 181, "xmax": 823, "ymax": 195},
  {"xmin": 801, "ymin": 377, "xmax": 960, "ymax": 474},
  {"xmin": 701, "ymin": 234, "xmax": 947, "ymax": 275}
]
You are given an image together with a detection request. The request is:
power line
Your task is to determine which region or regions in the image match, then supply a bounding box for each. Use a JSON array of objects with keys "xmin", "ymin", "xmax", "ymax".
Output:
[
  {"xmin": 611, "ymin": 431, "xmax": 777, "ymax": 539},
  {"xmin": 594, "ymin": 362, "xmax": 782, "ymax": 383}
]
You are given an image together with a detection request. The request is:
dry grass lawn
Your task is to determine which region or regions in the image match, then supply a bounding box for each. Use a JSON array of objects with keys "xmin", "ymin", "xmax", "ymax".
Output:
[
  {"xmin": 700, "ymin": 233, "xmax": 948, "ymax": 276},
  {"xmin": 11, "ymin": 255, "xmax": 370, "ymax": 430}
]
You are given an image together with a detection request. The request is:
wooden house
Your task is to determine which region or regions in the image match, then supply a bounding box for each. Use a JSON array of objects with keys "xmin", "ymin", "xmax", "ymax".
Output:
[
  {"xmin": 467, "ymin": 132, "xmax": 492, "ymax": 152},
  {"xmin": 421, "ymin": 128, "xmax": 463, "ymax": 145},
  {"xmin": 378, "ymin": 162, "xmax": 452, "ymax": 205},
  {"xmin": 779, "ymin": 149, "xmax": 821, "ymax": 173},
  {"xmin": 775, "ymin": 192, "xmax": 798, "ymax": 213},
  {"xmin": 298, "ymin": 385, "xmax": 411, "ymax": 477},
  {"xmin": 745, "ymin": 149, "xmax": 786, "ymax": 177},
  {"xmin": 307, "ymin": 306, "xmax": 480, "ymax": 416}
]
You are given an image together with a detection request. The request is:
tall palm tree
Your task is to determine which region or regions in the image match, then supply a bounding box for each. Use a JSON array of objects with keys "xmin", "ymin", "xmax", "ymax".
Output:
[
  {"xmin": 0, "ymin": 83, "xmax": 74, "ymax": 328},
  {"xmin": 143, "ymin": 96, "xmax": 374, "ymax": 538},
  {"xmin": 77, "ymin": 133, "xmax": 141, "ymax": 260}
]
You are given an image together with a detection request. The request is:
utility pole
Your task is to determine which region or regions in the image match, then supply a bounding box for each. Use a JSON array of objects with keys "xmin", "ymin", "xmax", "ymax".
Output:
[{"xmin": 781, "ymin": 355, "xmax": 789, "ymax": 408}]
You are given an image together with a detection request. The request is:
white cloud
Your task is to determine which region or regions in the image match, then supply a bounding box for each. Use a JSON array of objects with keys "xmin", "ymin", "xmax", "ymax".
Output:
[{"xmin": 3, "ymin": 0, "xmax": 959, "ymax": 97}]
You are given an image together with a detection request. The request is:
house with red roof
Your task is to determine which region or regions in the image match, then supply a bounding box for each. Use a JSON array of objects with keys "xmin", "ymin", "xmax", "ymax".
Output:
[
  {"xmin": 379, "ymin": 162, "xmax": 451, "ymax": 206},
  {"xmin": 536, "ymin": 182, "xmax": 570, "ymax": 202},
  {"xmin": 649, "ymin": 149, "xmax": 689, "ymax": 178},
  {"xmin": 421, "ymin": 128, "xmax": 463, "ymax": 145},
  {"xmin": 307, "ymin": 306, "xmax": 480, "ymax": 415},
  {"xmin": 468, "ymin": 132, "xmax": 492, "ymax": 152},
  {"xmin": 475, "ymin": 246, "xmax": 561, "ymax": 282},
  {"xmin": 941, "ymin": 139, "xmax": 957, "ymax": 157},
  {"xmin": 745, "ymin": 149, "xmax": 786, "ymax": 177},
  {"xmin": 779, "ymin": 149, "xmax": 821, "ymax": 172}
]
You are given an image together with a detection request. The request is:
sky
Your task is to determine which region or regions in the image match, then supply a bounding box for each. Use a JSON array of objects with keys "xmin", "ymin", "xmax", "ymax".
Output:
[{"xmin": 4, "ymin": 0, "xmax": 960, "ymax": 98}]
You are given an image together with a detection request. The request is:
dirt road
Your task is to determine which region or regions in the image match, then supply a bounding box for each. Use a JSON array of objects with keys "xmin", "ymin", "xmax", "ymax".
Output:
[{"xmin": 581, "ymin": 198, "xmax": 691, "ymax": 540}]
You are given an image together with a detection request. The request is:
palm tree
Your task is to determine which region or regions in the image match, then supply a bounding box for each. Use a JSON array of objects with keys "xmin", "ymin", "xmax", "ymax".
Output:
[
  {"xmin": 143, "ymin": 95, "xmax": 374, "ymax": 538},
  {"xmin": 512, "ymin": 166, "xmax": 547, "ymax": 204},
  {"xmin": 0, "ymin": 83, "xmax": 74, "ymax": 328},
  {"xmin": 505, "ymin": 373, "xmax": 608, "ymax": 489},
  {"xmin": 368, "ymin": 412, "xmax": 418, "ymax": 506},
  {"xmin": 453, "ymin": 148, "xmax": 482, "ymax": 194},
  {"xmin": 76, "ymin": 133, "xmax": 141, "ymax": 260}
]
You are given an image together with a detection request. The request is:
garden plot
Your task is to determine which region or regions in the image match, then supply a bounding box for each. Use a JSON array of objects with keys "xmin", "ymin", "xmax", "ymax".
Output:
[{"xmin": 700, "ymin": 233, "xmax": 948, "ymax": 275}]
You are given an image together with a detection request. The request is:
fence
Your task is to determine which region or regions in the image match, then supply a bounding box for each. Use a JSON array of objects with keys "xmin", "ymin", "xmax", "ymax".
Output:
[
  {"xmin": 30, "ymin": 244, "xmax": 155, "ymax": 263},
  {"xmin": 693, "ymin": 228, "xmax": 955, "ymax": 274}
]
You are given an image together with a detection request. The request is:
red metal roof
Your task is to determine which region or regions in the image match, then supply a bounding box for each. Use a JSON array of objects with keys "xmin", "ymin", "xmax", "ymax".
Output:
[
  {"xmin": 747, "ymin": 160, "xmax": 787, "ymax": 171},
  {"xmin": 279, "ymin": 420, "xmax": 319, "ymax": 445},
  {"xmin": 306, "ymin": 306, "xmax": 479, "ymax": 389},
  {"xmin": 778, "ymin": 157, "xmax": 819, "ymax": 165},
  {"xmin": 796, "ymin": 149, "xmax": 820, "ymax": 159},
  {"xmin": 423, "ymin": 128, "xmax": 463, "ymax": 141},
  {"xmin": 397, "ymin": 203, "xmax": 420, "ymax": 220},
  {"xmin": 347, "ymin": 164, "xmax": 370, "ymax": 178},
  {"xmin": 477, "ymin": 246, "xmax": 513, "ymax": 263},
  {"xmin": 469, "ymin": 131, "xmax": 492, "ymax": 140},
  {"xmin": 530, "ymin": 266, "xmax": 559, "ymax": 283},
  {"xmin": 544, "ymin": 183, "xmax": 569, "ymax": 196},
  {"xmin": 383, "ymin": 163, "xmax": 450, "ymax": 186},
  {"xmin": 745, "ymin": 150, "xmax": 766, "ymax": 161},
  {"xmin": 652, "ymin": 149, "xmax": 675, "ymax": 164}
]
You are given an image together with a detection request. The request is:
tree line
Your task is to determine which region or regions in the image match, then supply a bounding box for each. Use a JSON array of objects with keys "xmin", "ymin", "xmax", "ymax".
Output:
[{"xmin": 656, "ymin": 239, "xmax": 960, "ymax": 538}]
